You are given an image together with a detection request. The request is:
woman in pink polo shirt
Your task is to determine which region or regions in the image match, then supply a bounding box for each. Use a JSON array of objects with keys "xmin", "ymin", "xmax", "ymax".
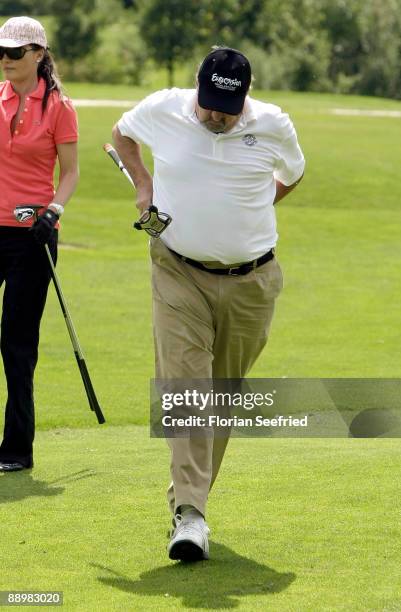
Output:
[{"xmin": 0, "ymin": 17, "xmax": 79, "ymax": 471}]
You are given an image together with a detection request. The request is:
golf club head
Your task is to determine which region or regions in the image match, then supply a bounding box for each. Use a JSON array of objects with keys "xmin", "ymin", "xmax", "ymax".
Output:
[{"xmin": 14, "ymin": 204, "xmax": 44, "ymax": 223}]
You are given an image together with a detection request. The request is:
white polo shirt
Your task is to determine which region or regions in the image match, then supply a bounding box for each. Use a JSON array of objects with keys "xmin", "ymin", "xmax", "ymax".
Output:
[{"xmin": 118, "ymin": 88, "xmax": 305, "ymax": 264}]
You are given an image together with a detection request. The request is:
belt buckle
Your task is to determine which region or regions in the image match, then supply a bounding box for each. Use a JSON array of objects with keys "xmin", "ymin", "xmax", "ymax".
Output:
[{"xmin": 228, "ymin": 266, "xmax": 241, "ymax": 276}]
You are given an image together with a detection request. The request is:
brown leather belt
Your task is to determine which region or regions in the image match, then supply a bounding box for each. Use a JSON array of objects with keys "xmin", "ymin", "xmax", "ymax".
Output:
[{"xmin": 168, "ymin": 247, "xmax": 274, "ymax": 276}]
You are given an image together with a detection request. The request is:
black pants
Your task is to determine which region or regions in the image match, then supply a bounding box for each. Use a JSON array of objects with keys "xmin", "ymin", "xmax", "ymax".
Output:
[{"xmin": 0, "ymin": 227, "xmax": 57, "ymax": 467}]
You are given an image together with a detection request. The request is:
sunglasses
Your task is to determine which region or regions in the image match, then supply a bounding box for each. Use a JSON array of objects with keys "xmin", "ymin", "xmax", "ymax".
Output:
[{"xmin": 0, "ymin": 46, "xmax": 35, "ymax": 60}]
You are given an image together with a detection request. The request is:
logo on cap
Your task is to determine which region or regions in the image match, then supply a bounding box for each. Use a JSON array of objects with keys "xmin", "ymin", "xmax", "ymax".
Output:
[
  {"xmin": 197, "ymin": 47, "xmax": 252, "ymax": 115},
  {"xmin": 211, "ymin": 73, "xmax": 242, "ymax": 92}
]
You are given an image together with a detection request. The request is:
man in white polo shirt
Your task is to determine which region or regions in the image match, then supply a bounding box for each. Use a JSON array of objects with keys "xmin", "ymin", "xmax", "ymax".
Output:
[{"xmin": 112, "ymin": 47, "xmax": 305, "ymax": 562}]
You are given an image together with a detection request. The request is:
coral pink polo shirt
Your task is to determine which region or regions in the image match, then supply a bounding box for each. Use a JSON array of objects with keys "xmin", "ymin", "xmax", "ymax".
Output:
[{"xmin": 0, "ymin": 78, "xmax": 78, "ymax": 227}]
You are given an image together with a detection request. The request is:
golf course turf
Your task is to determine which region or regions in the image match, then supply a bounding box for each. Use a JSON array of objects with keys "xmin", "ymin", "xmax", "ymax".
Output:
[{"xmin": 1, "ymin": 86, "xmax": 400, "ymax": 611}]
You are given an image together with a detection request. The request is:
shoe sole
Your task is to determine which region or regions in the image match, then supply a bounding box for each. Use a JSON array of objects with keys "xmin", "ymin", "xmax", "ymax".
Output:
[
  {"xmin": 0, "ymin": 464, "xmax": 32, "ymax": 472},
  {"xmin": 168, "ymin": 539, "xmax": 208, "ymax": 562}
]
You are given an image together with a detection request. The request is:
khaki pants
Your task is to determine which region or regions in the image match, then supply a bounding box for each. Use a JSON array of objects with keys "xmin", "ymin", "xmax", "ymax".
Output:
[{"xmin": 151, "ymin": 238, "xmax": 283, "ymax": 516}]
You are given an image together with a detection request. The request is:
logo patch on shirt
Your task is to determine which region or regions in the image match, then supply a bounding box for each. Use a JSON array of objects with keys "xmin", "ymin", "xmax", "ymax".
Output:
[{"xmin": 242, "ymin": 134, "xmax": 257, "ymax": 146}]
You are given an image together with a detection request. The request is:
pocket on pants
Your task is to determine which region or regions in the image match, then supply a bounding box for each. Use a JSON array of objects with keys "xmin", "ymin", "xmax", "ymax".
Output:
[{"xmin": 253, "ymin": 258, "xmax": 283, "ymax": 300}]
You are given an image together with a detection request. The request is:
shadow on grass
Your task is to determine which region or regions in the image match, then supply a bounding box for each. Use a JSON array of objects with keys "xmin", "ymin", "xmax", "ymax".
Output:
[
  {"xmin": 0, "ymin": 473, "xmax": 64, "ymax": 503},
  {"xmin": 0, "ymin": 470, "xmax": 95, "ymax": 503},
  {"xmin": 93, "ymin": 542, "xmax": 295, "ymax": 609}
]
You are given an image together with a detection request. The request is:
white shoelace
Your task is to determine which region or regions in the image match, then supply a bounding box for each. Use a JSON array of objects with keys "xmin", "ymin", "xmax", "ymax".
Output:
[{"xmin": 173, "ymin": 514, "xmax": 209, "ymax": 538}]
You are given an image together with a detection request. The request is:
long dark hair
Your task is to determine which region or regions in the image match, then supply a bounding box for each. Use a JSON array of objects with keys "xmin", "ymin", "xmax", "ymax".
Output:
[{"xmin": 32, "ymin": 45, "xmax": 63, "ymax": 114}]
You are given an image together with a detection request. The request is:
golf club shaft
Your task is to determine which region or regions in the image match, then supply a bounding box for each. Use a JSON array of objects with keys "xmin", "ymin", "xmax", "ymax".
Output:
[
  {"xmin": 44, "ymin": 244, "xmax": 106, "ymax": 425},
  {"xmin": 103, "ymin": 143, "xmax": 135, "ymax": 188}
]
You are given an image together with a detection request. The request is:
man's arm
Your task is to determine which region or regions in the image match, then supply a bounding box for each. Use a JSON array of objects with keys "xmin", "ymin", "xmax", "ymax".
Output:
[
  {"xmin": 112, "ymin": 124, "xmax": 153, "ymax": 214},
  {"xmin": 273, "ymin": 173, "xmax": 304, "ymax": 205}
]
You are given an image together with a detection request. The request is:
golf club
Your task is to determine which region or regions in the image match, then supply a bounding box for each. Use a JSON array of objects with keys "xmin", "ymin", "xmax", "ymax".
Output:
[
  {"xmin": 14, "ymin": 204, "xmax": 106, "ymax": 425},
  {"xmin": 103, "ymin": 143, "xmax": 172, "ymax": 237}
]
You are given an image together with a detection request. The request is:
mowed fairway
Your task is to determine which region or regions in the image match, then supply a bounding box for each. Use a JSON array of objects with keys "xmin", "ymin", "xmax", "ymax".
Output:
[{"xmin": 1, "ymin": 87, "xmax": 401, "ymax": 611}]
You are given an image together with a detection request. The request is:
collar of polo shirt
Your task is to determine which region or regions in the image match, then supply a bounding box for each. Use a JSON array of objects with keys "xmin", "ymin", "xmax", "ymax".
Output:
[{"xmin": 1, "ymin": 78, "xmax": 46, "ymax": 101}]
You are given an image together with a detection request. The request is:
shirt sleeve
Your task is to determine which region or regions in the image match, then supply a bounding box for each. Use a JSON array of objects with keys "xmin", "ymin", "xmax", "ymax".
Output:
[
  {"xmin": 117, "ymin": 93, "xmax": 156, "ymax": 148},
  {"xmin": 274, "ymin": 113, "xmax": 305, "ymax": 186},
  {"xmin": 53, "ymin": 98, "xmax": 78, "ymax": 144}
]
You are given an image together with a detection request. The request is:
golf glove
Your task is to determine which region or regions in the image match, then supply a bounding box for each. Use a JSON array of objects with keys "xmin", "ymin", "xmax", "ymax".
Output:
[{"xmin": 30, "ymin": 208, "xmax": 59, "ymax": 245}]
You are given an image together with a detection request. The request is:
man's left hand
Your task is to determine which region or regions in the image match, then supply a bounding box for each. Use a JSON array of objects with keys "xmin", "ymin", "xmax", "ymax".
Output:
[{"xmin": 30, "ymin": 209, "xmax": 59, "ymax": 245}]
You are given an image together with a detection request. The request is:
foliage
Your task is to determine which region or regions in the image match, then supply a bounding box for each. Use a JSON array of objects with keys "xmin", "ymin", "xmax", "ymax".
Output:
[
  {"xmin": 71, "ymin": 18, "xmax": 149, "ymax": 85},
  {"xmin": 50, "ymin": 0, "xmax": 98, "ymax": 64},
  {"xmin": 265, "ymin": 0, "xmax": 331, "ymax": 92},
  {"xmin": 0, "ymin": 0, "xmax": 54, "ymax": 15},
  {"xmin": 49, "ymin": 0, "xmax": 148, "ymax": 83},
  {"xmin": 136, "ymin": 0, "xmax": 344, "ymax": 93},
  {"xmin": 357, "ymin": 0, "xmax": 401, "ymax": 97},
  {"xmin": 23, "ymin": 0, "xmax": 401, "ymax": 98},
  {"xmin": 321, "ymin": 0, "xmax": 364, "ymax": 91},
  {"xmin": 139, "ymin": 0, "xmax": 204, "ymax": 87}
]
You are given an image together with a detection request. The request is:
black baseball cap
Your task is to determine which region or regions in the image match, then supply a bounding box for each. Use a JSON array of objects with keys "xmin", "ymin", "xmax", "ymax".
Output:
[{"xmin": 197, "ymin": 47, "xmax": 252, "ymax": 115}]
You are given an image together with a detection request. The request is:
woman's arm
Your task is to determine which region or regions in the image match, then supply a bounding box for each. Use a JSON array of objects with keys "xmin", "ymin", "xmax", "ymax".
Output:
[
  {"xmin": 29, "ymin": 142, "xmax": 79, "ymax": 243},
  {"xmin": 52, "ymin": 141, "xmax": 79, "ymax": 206}
]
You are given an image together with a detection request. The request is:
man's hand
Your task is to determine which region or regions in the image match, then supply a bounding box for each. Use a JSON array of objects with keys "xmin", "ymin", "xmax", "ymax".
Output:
[
  {"xmin": 30, "ymin": 208, "xmax": 58, "ymax": 244},
  {"xmin": 274, "ymin": 174, "xmax": 304, "ymax": 205},
  {"xmin": 136, "ymin": 185, "xmax": 153, "ymax": 214}
]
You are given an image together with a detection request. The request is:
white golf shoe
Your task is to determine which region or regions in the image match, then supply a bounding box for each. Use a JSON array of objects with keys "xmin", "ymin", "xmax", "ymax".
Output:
[{"xmin": 168, "ymin": 511, "xmax": 210, "ymax": 561}]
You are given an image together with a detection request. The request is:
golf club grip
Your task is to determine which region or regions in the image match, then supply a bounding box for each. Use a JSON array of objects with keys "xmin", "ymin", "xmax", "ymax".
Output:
[
  {"xmin": 103, "ymin": 143, "xmax": 135, "ymax": 188},
  {"xmin": 75, "ymin": 353, "xmax": 106, "ymax": 424},
  {"xmin": 104, "ymin": 143, "xmax": 123, "ymax": 169}
]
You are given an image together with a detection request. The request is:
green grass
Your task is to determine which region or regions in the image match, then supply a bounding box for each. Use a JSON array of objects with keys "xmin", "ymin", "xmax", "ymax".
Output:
[
  {"xmin": 2, "ymin": 428, "xmax": 401, "ymax": 611},
  {"xmin": 1, "ymin": 88, "xmax": 401, "ymax": 610},
  {"xmin": 65, "ymin": 80, "xmax": 401, "ymax": 110}
]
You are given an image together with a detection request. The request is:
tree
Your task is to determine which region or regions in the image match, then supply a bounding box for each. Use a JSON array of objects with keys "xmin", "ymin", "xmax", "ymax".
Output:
[
  {"xmin": 50, "ymin": 0, "xmax": 98, "ymax": 65},
  {"xmin": 357, "ymin": 0, "xmax": 401, "ymax": 97},
  {"xmin": 140, "ymin": 0, "xmax": 204, "ymax": 87},
  {"xmin": 191, "ymin": 0, "xmax": 271, "ymax": 50},
  {"xmin": 260, "ymin": 0, "xmax": 331, "ymax": 91},
  {"xmin": 321, "ymin": 0, "xmax": 364, "ymax": 92},
  {"xmin": 1, "ymin": 0, "xmax": 54, "ymax": 15},
  {"xmin": 1, "ymin": 0, "xmax": 30, "ymax": 14}
]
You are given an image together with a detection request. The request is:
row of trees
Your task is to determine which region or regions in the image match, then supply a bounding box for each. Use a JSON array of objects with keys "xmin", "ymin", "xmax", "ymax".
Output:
[{"xmin": 3, "ymin": 0, "xmax": 401, "ymax": 98}]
